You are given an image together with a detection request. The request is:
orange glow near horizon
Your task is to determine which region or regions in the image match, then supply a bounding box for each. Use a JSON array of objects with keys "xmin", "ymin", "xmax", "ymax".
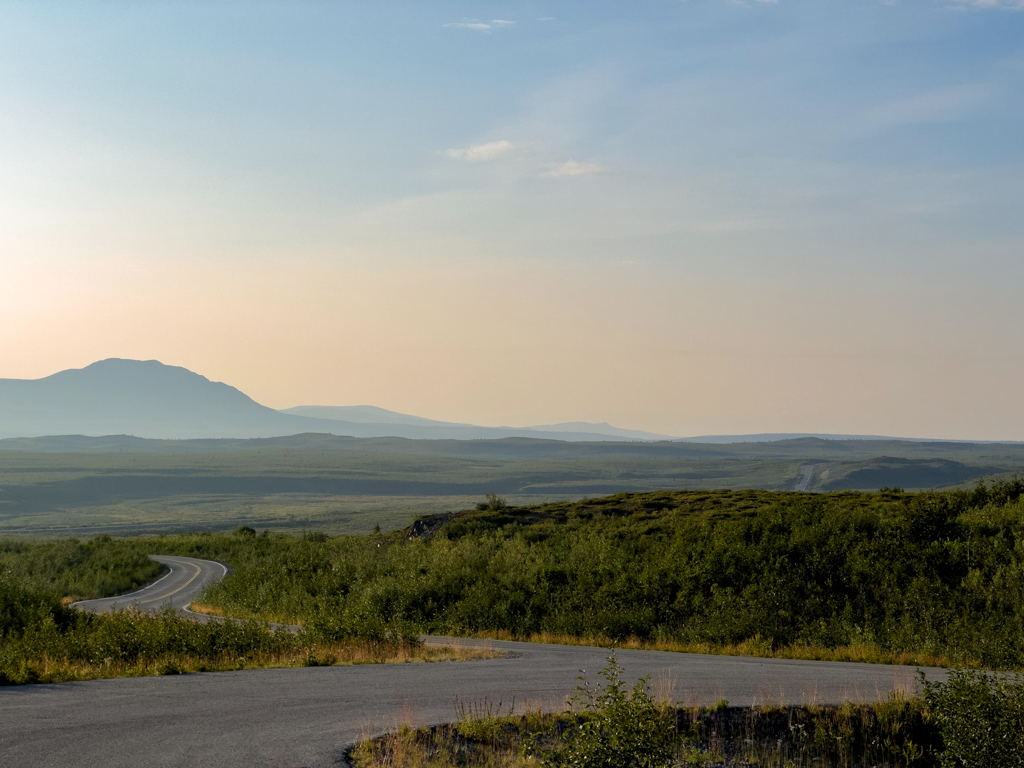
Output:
[{"xmin": 3, "ymin": 252, "xmax": 1022, "ymax": 441}]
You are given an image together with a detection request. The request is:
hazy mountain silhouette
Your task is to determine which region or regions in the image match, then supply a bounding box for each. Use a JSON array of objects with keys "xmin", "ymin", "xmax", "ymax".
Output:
[
  {"xmin": 0, "ymin": 359, "xmax": 341, "ymax": 439},
  {"xmin": 0, "ymin": 359, "xmax": 950, "ymax": 443},
  {"xmin": 281, "ymin": 406, "xmax": 675, "ymax": 441},
  {"xmin": 0, "ymin": 359, "xmax": 668, "ymax": 441}
]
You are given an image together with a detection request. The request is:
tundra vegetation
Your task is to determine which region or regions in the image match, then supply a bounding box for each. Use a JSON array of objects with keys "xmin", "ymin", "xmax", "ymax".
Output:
[
  {"xmin": 350, "ymin": 658, "xmax": 1024, "ymax": 767},
  {"xmin": 0, "ymin": 535, "xmax": 493, "ymax": 685},
  {"xmin": 4, "ymin": 484, "xmax": 1024, "ymax": 761},
  {"xmin": 3, "ymin": 433, "xmax": 1024, "ymax": 537},
  {"xmin": 5, "ymin": 482, "xmax": 1024, "ymax": 681},
  {"xmin": 112, "ymin": 483, "xmax": 1024, "ymax": 666}
]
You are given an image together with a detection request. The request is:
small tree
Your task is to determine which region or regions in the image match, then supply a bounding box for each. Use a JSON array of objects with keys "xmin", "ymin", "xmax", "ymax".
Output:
[
  {"xmin": 524, "ymin": 653, "xmax": 676, "ymax": 768},
  {"xmin": 476, "ymin": 493, "xmax": 508, "ymax": 511}
]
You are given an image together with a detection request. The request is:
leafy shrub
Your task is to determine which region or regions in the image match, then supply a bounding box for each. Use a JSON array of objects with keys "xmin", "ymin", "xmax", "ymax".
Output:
[
  {"xmin": 524, "ymin": 653, "xmax": 675, "ymax": 768},
  {"xmin": 476, "ymin": 493, "xmax": 508, "ymax": 511},
  {"xmin": 0, "ymin": 536, "xmax": 163, "ymax": 600},
  {"xmin": 923, "ymin": 669, "xmax": 1024, "ymax": 767}
]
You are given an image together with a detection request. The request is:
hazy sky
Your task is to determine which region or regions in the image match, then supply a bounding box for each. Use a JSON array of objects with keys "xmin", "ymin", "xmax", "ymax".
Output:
[{"xmin": 2, "ymin": 1, "xmax": 1022, "ymax": 439}]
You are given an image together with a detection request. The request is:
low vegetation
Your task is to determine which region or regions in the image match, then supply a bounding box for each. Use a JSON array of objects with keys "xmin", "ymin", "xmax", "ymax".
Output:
[
  {"xmin": 4, "ymin": 481, "xmax": 1024, "ymax": 687},
  {"xmin": 0, "ymin": 534, "xmax": 164, "ymax": 599},
  {"xmin": 0, "ymin": 572, "xmax": 498, "ymax": 685},
  {"xmin": 4, "ymin": 433, "xmax": 1023, "ymax": 536},
  {"xmin": 191, "ymin": 481, "xmax": 1024, "ymax": 668},
  {"xmin": 350, "ymin": 655, "xmax": 1024, "ymax": 767},
  {"xmin": 0, "ymin": 536, "xmax": 497, "ymax": 685}
]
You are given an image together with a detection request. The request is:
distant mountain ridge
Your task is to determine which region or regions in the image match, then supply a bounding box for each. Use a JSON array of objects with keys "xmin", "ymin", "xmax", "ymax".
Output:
[
  {"xmin": 280, "ymin": 406, "xmax": 674, "ymax": 441},
  {"xmin": 0, "ymin": 359, "xmax": 674, "ymax": 442},
  {"xmin": 0, "ymin": 359, "xmax": 339, "ymax": 440},
  {"xmin": 1, "ymin": 359, "xmax": 988, "ymax": 444}
]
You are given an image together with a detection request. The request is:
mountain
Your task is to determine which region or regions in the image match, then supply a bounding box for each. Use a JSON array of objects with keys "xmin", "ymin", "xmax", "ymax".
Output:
[
  {"xmin": 521, "ymin": 421, "xmax": 674, "ymax": 441},
  {"xmin": 0, "ymin": 359, "xmax": 347, "ymax": 440},
  {"xmin": 281, "ymin": 405, "xmax": 476, "ymax": 428},
  {"xmin": 4, "ymin": 360, "xmax": 970, "ymax": 444},
  {"xmin": 0, "ymin": 360, "xmax": 663, "ymax": 441},
  {"xmin": 675, "ymin": 433, "xmax": 916, "ymax": 444},
  {"xmin": 281, "ymin": 407, "xmax": 675, "ymax": 441}
]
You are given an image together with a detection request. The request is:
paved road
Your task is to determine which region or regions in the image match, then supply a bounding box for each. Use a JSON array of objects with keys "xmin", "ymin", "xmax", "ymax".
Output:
[
  {"xmin": 73, "ymin": 555, "xmax": 227, "ymax": 614},
  {"xmin": 796, "ymin": 463, "xmax": 821, "ymax": 492},
  {"xmin": 1, "ymin": 557, "xmax": 948, "ymax": 768}
]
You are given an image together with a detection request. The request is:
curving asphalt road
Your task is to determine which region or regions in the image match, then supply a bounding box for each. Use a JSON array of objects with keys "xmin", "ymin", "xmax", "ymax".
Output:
[
  {"xmin": 2, "ymin": 556, "xmax": 949, "ymax": 768},
  {"xmin": 73, "ymin": 555, "xmax": 228, "ymax": 615}
]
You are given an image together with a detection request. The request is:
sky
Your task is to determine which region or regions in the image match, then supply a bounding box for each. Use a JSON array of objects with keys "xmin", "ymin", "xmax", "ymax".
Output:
[{"xmin": 1, "ymin": 0, "xmax": 1022, "ymax": 439}]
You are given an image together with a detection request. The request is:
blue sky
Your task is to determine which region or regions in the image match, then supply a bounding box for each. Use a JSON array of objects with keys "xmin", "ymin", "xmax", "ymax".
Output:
[{"xmin": 2, "ymin": 1, "xmax": 1022, "ymax": 437}]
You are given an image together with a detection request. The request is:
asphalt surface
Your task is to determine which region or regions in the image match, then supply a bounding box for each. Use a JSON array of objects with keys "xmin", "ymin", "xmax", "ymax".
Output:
[
  {"xmin": 3, "ymin": 556, "xmax": 949, "ymax": 768},
  {"xmin": 795, "ymin": 463, "xmax": 820, "ymax": 492},
  {"xmin": 73, "ymin": 555, "xmax": 227, "ymax": 615}
]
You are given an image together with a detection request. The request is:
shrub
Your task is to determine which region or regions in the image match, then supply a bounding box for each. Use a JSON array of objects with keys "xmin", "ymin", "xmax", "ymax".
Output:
[
  {"xmin": 524, "ymin": 653, "xmax": 675, "ymax": 768},
  {"xmin": 923, "ymin": 669, "xmax": 1024, "ymax": 767},
  {"xmin": 476, "ymin": 493, "xmax": 508, "ymax": 511}
]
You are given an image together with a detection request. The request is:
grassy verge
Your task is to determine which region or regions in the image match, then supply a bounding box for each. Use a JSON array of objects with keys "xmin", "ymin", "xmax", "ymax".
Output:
[
  {"xmin": 468, "ymin": 630, "xmax": 968, "ymax": 669},
  {"xmin": 349, "ymin": 699, "xmax": 938, "ymax": 768},
  {"xmin": 188, "ymin": 601, "xmax": 303, "ymax": 628},
  {"xmin": 350, "ymin": 660, "xmax": 1024, "ymax": 768},
  {"xmin": 3, "ymin": 637, "xmax": 503, "ymax": 685}
]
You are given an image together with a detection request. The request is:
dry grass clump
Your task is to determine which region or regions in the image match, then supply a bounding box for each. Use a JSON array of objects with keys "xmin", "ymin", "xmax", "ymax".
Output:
[
  {"xmin": 189, "ymin": 601, "xmax": 304, "ymax": 627},
  {"xmin": 469, "ymin": 630, "xmax": 968, "ymax": 669},
  {"xmin": 350, "ymin": 703, "xmax": 562, "ymax": 768},
  {"xmin": 4, "ymin": 640, "xmax": 504, "ymax": 685}
]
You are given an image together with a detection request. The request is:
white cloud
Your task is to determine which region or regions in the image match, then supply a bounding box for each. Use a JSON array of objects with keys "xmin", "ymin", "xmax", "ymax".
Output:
[
  {"xmin": 442, "ymin": 140, "xmax": 515, "ymax": 161},
  {"xmin": 542, "ymin": 160, "xmax": 605, "ymax": 178},
  {"xmin": 443, "ymin": 19, "xmax": 516, "ymax": 31}
]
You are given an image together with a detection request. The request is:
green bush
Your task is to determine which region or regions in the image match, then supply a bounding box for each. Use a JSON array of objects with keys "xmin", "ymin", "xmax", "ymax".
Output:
[
  {"xmin": 0, "ymin": 581, "xmax": 297, "ymax": 685},
  {"xmin": 0, "ymin": 536, "xmax": 163, "ymax": 599},
  {"xmin": 525, "ymin": 653, "xmax": 675, "ymax": 768},
  {"xmin": 476, "ymin": 493, "xmax": 508, "ymax": 511},
  {"xmin": 923, "ymin": 669, "xmax": 1024, "ymax": 767}
]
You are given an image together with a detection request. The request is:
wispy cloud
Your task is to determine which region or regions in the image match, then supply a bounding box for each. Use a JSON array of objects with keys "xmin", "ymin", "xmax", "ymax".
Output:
[
  {"xmin": 950, "ymin": 0, "xmax": 1024, "ymax": 7},
  {"xmin": 543, "ymin": 160, "xmax": 605, "ymax": 178},
  {"xmin": 860, "ymin": 84, "xmax": 991, "ymax": 131},
  {"xmin": 443, "ymin": 19, "xmax": 516, "ymax": 31},
  {"xmin": 442, "ymin": 140, "xmax": 515, "ymax": 161}
]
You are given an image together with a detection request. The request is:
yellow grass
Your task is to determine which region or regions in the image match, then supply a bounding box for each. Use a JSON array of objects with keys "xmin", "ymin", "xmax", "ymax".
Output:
[
  {"xmin": 467, "ymin": 630, "xmax": 971, "ymax": 668},
  {"xmin": 189, "ymin": 602, "xmax": 969, "ymax": 668},
  {"xmin": 187, "ymin": 602, "xmax": 227, "ymax": 617},
  {"xmin": 188, "ymin": 601, "xmax": 302, "ymax": 627},
  {"xmin": 10, "ymin": 641, "xmax": 505, "ymax": 685}
]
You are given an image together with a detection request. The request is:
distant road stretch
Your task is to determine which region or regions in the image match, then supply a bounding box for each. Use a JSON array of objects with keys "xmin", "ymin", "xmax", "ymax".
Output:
[
  {"xmin": 796, "ymin": 462, "xmax": 819, "ymax": 492},
  {"xmin": 73, "ymin": 555, "xmax": 227, "ymax": 615},
  {"xmin": 2, "ymin": 556, "xmax": 948, "ymax": 768}
]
